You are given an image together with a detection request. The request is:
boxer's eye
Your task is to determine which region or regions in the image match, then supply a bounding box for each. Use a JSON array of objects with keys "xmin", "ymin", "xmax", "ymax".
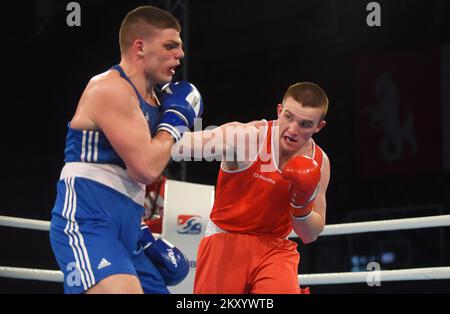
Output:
[
  {"xmin": 164, "ymin": 41, "xmax": 181, "ymax": 50},
  {"xmin": 300, "ymin": 121, "xmax": 313, "ymax": 128}
]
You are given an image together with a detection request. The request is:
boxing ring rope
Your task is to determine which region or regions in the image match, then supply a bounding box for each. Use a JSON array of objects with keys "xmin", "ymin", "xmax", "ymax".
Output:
[
  {"xmin": 300, "ymin": 267, "xmax": 450, "ymax": 285},
  {"xmin": 288, "ymin": 214, "xmax": 450, "ymax": 237},
  {"xmin": 0, "ymin": 215, "xmax": 51, "ymax": 231},
  {"xmin": 0, "ymin": 266, "xmax": 63, "ymax": 283},
  {"xmin": 1, "ymin": 214, "xmax": 450, "ymax": 286},
  {"xmin": 1, "ymin": 265, "xmax": 449, "ymax": 285},
  {"xmin": 3, "ymin": 214, "xmax": 450, "ymax": 236}
]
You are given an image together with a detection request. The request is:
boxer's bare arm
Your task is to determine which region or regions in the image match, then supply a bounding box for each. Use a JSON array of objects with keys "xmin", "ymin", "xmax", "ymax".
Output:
[
  {"xmin": 291, "ymin": 151, "xmax": 330, "ymax": 243},
  {"xmin": 173, "ymin": 120, "xmax": 265, "ymax": 168},
  {"xmin": 73, "ymin": 76, "xmax": 174, "ymax": 185}
]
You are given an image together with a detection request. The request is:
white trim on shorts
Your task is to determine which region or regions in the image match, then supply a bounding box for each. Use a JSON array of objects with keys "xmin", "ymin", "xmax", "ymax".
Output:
[
  {"xmin": 60, "ymin": 162, "xmax": 145, "ymax": 205},
  {"xmin": 204, "ymin": 219, "xmax": 229, "ymax": 237},
  {"xmin": 62, "ymin": 177, "xmax": 96, "ymax": 290}
]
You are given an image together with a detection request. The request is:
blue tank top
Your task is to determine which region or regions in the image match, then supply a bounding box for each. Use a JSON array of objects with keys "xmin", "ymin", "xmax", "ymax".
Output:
[{"xmin": 64, "ymin": 65, "xmax": 162, "ymax": 168}]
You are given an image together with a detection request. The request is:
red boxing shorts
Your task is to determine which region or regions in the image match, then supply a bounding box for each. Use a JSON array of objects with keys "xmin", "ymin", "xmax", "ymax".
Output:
[{"xmin": 194, "ymin": 232, "xmax": 309, "ymax": 294}]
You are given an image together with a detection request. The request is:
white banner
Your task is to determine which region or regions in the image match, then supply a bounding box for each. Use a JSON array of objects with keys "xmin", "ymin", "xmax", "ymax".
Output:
[{"xmin": 162, "ymin": 179, "xmax": 215, "ymax": 294}]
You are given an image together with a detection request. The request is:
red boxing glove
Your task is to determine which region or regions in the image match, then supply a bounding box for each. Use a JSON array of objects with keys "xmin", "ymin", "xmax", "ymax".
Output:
[{"xmin": 281, "ymin": 156, "xmax": 321, "ymax": 218}]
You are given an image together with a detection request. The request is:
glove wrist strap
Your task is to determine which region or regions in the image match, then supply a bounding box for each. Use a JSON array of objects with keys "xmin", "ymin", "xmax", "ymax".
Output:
[
  {"xmin": 290, "ymin": 209, "xmax": 314, "ymax": 221},
  {"xmin": 290, "ymin": 201, "xmax": 314, "ymax": 219},
  {"xmin": 157, "ymin": 111, "xmax": 190, "ymax": 143}
]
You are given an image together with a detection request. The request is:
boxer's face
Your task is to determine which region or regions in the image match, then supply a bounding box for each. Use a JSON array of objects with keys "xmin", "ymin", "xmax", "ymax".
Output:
[
  {"xmin": 276, "ymin": 97, "xmax": 326, "ymax": 155},
  {"xmin": 140, "ymin": 28, "xmax": 184, "ymax": 85}
]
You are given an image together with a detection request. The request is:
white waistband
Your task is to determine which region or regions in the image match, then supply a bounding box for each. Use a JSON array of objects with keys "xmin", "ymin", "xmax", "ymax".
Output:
[
  {"xmin": 204, "ymin": 219, "xmax": 229, "ymax": 237},
  {"xmin": 60, "ymin": 162, "xmax": 145, "ymax": 205},
  {"xmin": 205, "ymin": 219, "xmax": 291, "ymax": 240}
]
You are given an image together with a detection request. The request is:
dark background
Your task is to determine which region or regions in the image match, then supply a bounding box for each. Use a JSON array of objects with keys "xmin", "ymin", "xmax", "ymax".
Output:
[{"xmin": 1, "ymin": 0, "xmax": 449, "ymax": 293}]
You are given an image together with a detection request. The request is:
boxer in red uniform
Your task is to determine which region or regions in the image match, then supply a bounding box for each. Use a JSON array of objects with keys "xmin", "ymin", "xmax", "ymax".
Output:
[
  {"xmin": 144, "ymin": 175, "xmax": 166, "ymax": 234},
  {"xmin": 174, "ymin": 82, "xmax": 330, "ymax": 294}
]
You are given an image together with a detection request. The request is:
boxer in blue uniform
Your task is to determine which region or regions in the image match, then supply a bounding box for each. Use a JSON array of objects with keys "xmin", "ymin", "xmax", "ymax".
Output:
[{"xmin": 49, "ymin": 6, "xmax": 202, "ymax": 294}]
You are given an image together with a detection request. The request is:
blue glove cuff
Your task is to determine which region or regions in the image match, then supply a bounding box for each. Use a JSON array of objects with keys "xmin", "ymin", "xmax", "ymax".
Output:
[
  {"xmin": 140, "ymin": 223, "xmax": 155, "ymax": 250},
  {"xmin": 157, "ymin": 111, "xmax": 189, "ymax": 142}
]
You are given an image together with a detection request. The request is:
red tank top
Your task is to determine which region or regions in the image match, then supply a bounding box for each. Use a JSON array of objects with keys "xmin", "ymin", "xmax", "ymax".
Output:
[{"xmin": 210, "ymin": 120, "xmax": 324, "ymax": 238}]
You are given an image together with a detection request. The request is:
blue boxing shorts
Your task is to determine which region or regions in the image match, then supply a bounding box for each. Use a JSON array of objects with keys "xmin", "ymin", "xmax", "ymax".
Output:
[{"xmin": 49, "ymin": 174, "xmax": 169, "ymax": 294}]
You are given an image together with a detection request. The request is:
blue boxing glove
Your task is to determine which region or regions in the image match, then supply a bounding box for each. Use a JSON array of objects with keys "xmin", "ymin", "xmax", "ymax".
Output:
[
  {"xmin": 140, "ymin": 223, "xmax": 190, "ymax": 286},
  {"xmin": 157, "ymin": 81, "xmax": 204, "ymax": 142}
]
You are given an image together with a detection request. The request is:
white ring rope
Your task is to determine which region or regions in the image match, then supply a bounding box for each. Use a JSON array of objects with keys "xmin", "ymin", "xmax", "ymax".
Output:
[
  {"xmin": 0, "ymin": 215, "xmax": 161, "ymax": 238},
  {"xmin": 1, "ymin": 214, "xmax": 450, "ymax": 286},
  {"xmin": 299, "ymin": 267, "xmax": 450, "ymax": 285},
  {"xmin": 290, "ymin": 214, "xmax": 450, "ymax": 238},
  {"xmin": 0, "ymin": 215, "xmax": 50, "ymax": 231},
  {"xmin": 0, "ymin": 267, "xmax": 63, "ymax": 282},
  {"xmin": 2, "ymin": 214, "xmax": 449, "ymax": 236},
  {"xmin": 1, "ymin": 266, "xmax": 449, "ymax": 285}
]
